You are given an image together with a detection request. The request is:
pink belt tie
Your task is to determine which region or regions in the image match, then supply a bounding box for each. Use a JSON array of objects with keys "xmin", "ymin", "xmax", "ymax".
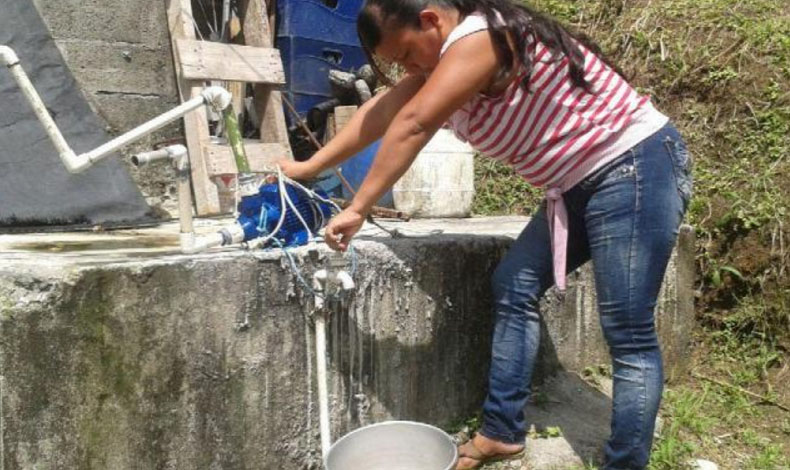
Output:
[{"xmin": 546, "ymin": 188, "xmax": 568, "ymax": 292}]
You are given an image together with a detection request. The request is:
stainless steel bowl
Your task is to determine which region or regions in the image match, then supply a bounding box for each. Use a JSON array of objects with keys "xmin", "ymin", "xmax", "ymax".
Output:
[{"xmin": 325, "ymin": 421, "xmax": 458, "ymax": 470}]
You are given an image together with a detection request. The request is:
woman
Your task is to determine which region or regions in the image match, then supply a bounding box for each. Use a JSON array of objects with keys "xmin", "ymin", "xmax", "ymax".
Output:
[{"xmin": 281, "ymin": 1, "xmax": 692, "ymax": 468}]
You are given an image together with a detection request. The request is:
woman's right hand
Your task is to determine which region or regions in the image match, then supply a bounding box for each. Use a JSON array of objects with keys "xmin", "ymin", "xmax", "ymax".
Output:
[{"xmin": 278, "ymin": 159, "xmax": 320, "ymax": 181}]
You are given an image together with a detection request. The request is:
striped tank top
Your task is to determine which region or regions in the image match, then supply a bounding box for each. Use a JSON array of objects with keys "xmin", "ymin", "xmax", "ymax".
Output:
[{"xmin": 440, "ymin": 14, "xmax": 669, "ymax": 290}]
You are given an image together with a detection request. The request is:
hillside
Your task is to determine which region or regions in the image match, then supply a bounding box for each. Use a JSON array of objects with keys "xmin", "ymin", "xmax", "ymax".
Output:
[{"xmin": 472, "ymin": 0, "xmax": 790, "ymax": 467}]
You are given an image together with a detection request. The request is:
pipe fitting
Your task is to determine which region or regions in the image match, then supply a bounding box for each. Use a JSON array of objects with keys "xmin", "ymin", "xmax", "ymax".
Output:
[
  {"xmin": 313, "ymin": 269, "xmax": 328, "ymax": 311},
  {"xmin": 58, "ymin": 149, "xmax": 91, "ymax": 174},
  {"xmin": 236, "ymin": 173, "xmax": 260, "ymax": 198},
  {"xmin": 183, "ymin": 232, "xmax": 225, "ymax": 254},
  {"xmin": 201, "ymin": 86, "xmax": 233, "ymax": 114},
  {"xmin": 169, "ymin": 144, "xmax": 189, "ymax": 171},
  {"xmin": 5, "ymin": 47, "xmax": 225, "ymax": 174},
  {"xmin": 179, "ymin": 232, "xmax": 196, "ymax": 252},
  {"xmin": 131, "ymin": 148, "xmax": 169, "ymax": 167},
  {"xmin": 132, "ymin": 145, "xmax": 195, "ymax": 253},
  {"xmin": 3, "ymin": 45, "xmax": 227, "ymax": 174},
  {"xmin": 131, "ymin": 144, "xmax": 188, "ymax": 167},
  {"xmin": 335, "ymin": 271, "xmax": 356, "ymax": 292},
  {"xmin": 0, "ymin": 45, "xmax": 19, "ymax": 66},
  {"xmin": 183, "ymin": 221, "xmax": 245, "ymax": 254},
  {"xmin": 312, "ymin": 263, "xmax": 355, "ymax": 310}
]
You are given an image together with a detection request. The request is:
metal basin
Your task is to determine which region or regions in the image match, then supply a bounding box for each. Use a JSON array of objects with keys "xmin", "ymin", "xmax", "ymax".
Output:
[{"xmin": 325, "ymin": 421, "xmax": 458, "ymax": 470}]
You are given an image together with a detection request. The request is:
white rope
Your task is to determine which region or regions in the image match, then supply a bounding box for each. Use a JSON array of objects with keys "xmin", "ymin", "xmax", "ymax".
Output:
[
  {"xmin": 280, "ymin": 173, "xmax": 315, "ymax": 244},
  {"xmin": 280, "ymin": 174, "xmax": 343, "ymax": 213},
  {"xmin": 246, "ymin": 166, "xmax": 288, "ymax": 249}
]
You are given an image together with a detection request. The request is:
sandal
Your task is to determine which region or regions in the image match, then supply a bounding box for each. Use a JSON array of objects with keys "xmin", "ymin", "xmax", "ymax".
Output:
[{"xmin": 456, "ymin": 437, "xmax": 526, "ymax": 469}]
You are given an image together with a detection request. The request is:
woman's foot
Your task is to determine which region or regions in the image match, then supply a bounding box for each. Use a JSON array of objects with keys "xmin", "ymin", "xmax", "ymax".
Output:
[{"xmin": 456, "ymin": 433, "xmax": 525, "ymax": 470}]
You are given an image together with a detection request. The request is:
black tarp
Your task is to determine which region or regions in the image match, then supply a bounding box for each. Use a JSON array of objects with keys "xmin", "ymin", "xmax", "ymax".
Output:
[{"xmin": 0, "ymin": 0, "xmax": 154, "ymax": 229}]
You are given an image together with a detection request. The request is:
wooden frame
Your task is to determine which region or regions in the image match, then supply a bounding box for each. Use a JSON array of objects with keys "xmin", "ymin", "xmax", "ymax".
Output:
[{"xmin": 166, "ymin": 0, "xmax": 292, "ymax": 215}]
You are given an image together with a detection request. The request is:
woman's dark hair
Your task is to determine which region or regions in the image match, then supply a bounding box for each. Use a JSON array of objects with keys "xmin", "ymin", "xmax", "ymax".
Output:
[{"xmin": 357, "ymin": 0, "xmax": 624, "ymax": 92}]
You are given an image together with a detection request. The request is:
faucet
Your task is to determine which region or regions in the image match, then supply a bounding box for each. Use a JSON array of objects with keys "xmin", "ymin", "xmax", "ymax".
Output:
[{"xmin": 312, "ymin": 251, "xmax": 356, "ymax": 310}]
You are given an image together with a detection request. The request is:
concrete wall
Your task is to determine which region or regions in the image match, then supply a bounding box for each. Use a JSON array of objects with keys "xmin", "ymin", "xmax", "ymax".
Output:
[
  {"xmin": 0, "ymin": 219, "xmax": 695, "ymax": 469},
  {"xmin": 541, "ymin": 225, "xmax": 697, "ymax": 382},
  {"xmin": 32, "ymin": 0, "xmax": 181, "ymax": 217}
]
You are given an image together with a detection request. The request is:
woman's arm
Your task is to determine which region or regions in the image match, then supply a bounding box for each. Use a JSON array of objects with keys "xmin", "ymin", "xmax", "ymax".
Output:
[
  {"xmin": 325, "ymin": 31, "xmax": 501, "ymax": 250},
  {"xmin": 280, "ymin": 73, "xmax": 426, "ymax": 179}
]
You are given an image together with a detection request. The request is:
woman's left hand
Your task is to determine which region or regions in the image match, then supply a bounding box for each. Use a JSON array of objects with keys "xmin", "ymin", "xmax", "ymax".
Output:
[{"xmin": 324, "ymin": 208, "xmax": 366, "ymax": 251}]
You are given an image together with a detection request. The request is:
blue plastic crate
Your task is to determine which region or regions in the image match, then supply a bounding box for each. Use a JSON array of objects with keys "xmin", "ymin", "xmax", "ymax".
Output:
[
  {"xmin": 276, "ymin": 0, "xmax": 364, "ymax": 43},
  {"xmin": 276, "ymin": 0, "xmax": 369, "ymax": 120},
  {"xmin": 278, "ymin": 36, "xmax": 369, "ymax": 119}
]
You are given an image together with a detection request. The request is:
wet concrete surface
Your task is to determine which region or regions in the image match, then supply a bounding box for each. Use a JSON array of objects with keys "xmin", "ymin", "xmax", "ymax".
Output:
[{"xmin": 0, "ymin": 216, "xmax": 694, "ymax": 469}]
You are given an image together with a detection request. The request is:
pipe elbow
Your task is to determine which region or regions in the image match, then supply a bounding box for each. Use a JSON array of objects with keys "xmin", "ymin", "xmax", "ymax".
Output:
[
  {"xmin": 182, "ymin": 233, "xmax": 224, "ymax": 254},
  {"xmin": 179, "ymin": 232, "xmax": 196, "ymax": 253},
  {"xmin": 313, "ymin": 269, "xmax": 328, "ymax": 310},
  {"xmin": 167, "ymin": 144, "xmax": 188, "ymax": 159},
  {"xmin": 0, "ymin": 45, "xmax": 19, "ymax": 66},
  {"xmin": 169, "ymin": 144, "xmax": 189, "ymax": 172},
  {"xmin": 201, "ymin": 86, "xmax": 232, "ymax": 113},
  {"xmin": 61, "ymin": 151, "xmax": 91, "ymax": 174},
  {"xmin": 336, "ymin": 271, "xmax": 355, "ymax": 292},
  {"xmin": 312, "ymin": 269, "xmax": 328, "ymax": 291},
  {"xmin": 131, "ymin": 144, "xmax": 188, "ymax": 168}
]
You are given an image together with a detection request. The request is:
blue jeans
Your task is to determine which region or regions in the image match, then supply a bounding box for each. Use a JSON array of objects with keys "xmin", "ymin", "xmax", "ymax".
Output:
[{"xmin": 481, "ymin": 123, "xmax": 692, "ymax": 470}]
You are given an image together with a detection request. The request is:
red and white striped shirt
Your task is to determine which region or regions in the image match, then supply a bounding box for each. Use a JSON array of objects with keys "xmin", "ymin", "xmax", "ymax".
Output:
[{"xmin": 440, "ymin": 14, "xmax": 669, "ymax": 290}]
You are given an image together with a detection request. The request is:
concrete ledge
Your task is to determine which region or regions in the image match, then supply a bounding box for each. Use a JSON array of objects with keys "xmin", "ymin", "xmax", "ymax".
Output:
[{"xmin": 0, "ymin": 217, "xmax": 694, "ymax": 469}]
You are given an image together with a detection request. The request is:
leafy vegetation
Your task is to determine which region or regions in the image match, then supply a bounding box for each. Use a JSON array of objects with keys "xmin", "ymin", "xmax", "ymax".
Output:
[
  {"xmin": 648, "ymin": 331, "xmax": 790, "ymax": 470},
  {"xmin": 470, "ymin": 0, "xmax": 790, "ymax": 467}
]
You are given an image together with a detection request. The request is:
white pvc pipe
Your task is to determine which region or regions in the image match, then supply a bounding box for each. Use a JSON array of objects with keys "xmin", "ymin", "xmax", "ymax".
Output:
[
  {"xmin": 310, "ymin": 266, "xmax": 354, "ymax": 460},
  {"xmin": 316, "ymin": 312, "xmax": 331, "ymax": 459},
  {"xmin": 0, "ymin": 45, "xmax": 19, "ymax": 66},
  {"xmin": 2, "ymin": 43, "xmax": 232, "ymax": 173},
  {"xmin": 130, "ymin": 148, "xmax": 172, "ymax": 166},
  {"xmin": 134, "ymin": 145, "xmax": 196, "ymax": 252},
  {"xmin": 312, "ymin": 269, "xmax": 332, "ymax": 459},
  {"xmin": 336, "ymin": 271, "xmax": 356, "ymax": 292},
  {"xmin": 183, "ymin": 232, "xmax": 225, "ymax": 254},
  {"xmin": 172, "ymin": 146, "xmax": 195, "ymax": 251},
  {"xmin": 78, "ymin": 93, "xmax": 213, "ymax": 171},
  {"xmin": 313, "ymin": 270, "xmax": 328, "ymax": 310},
  {"xmin": 184, "ymin": 220, "xmax": 245, "ymax": 254},
  {"xmin": 4, "ymin": 49, "xmax": 80, "ymax": 171},
  {"xmin": 184, "ymin": 233, "xmax": 221, "ymax": 254}
]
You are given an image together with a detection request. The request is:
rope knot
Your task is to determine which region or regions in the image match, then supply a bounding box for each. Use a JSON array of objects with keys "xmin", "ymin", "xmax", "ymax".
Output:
[{"xmin": 546, "ymin": 187, "xmax": 563, "ymax": 201}]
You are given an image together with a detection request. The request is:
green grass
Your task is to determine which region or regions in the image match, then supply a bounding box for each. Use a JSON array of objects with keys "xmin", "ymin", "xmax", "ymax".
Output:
[
  {"xmin": 468, "ymin": 1, "xmax": 790, "ymax": 467},
  {"xmin": 470, "ymin": 0, "xmax": 790, "ymax": 341},
  {"xmin": 648, "ymin": 329, "xmax": 789, "ymax": 470},
  {"xmin": 472, "ymin": 156, "xmax": 542, "ymax": 215}
]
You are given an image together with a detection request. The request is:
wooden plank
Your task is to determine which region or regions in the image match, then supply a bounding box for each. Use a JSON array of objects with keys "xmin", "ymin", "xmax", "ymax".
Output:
[
  {"xmin": 324, "ymin": 113, "xmax": 336, "ymax": 145},
  {"xmin": 334, "ymin": 105, "xmax": 358, "ymax": 134},
  {"xmin": 166, "ymin": 0, "xmax": 221, "ymax": 215},
  {"xmin": 228, "ymin": 13, "xmax": 246, "ymax": 122},
  {"xmin": 241, "ymin": 0, "xmax": 292, "ymax": 156},
  {"xmin": 268, "ymin": 0, "xmax": 277, "ymax": 45},
  {"xmin": 257, "ymin": 89, "xmax": 291, "ymax": 150},
  {"xmin": 204, "ymin": 141, "xmax": 290, "ymax": 175},
  {"xmin": 227, "ymin": 81, "xmax": 246, "ymax": 121},
  {"xmin": 175, "ymin": 39, "xmax": 285, "ymax": 84},
  {"xmin": 240, "ymin": 0, "xmax": 271, "ymax": 46}
]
